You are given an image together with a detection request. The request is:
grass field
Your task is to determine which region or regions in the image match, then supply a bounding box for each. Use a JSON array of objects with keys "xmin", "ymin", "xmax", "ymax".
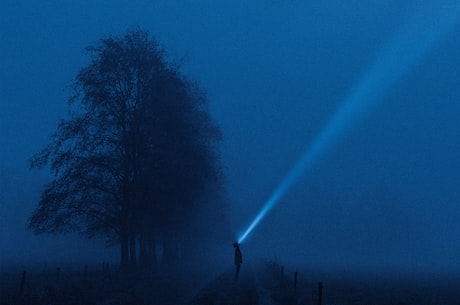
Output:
[{"xmin": 1, "ymin": 260, "xmax": 459, "ymax": 305}]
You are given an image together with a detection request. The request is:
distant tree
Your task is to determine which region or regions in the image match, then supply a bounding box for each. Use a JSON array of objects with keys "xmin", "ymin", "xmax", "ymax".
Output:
[{"xmin": 29, "ymin": 29, "xmax": 228, "ymax": 270}]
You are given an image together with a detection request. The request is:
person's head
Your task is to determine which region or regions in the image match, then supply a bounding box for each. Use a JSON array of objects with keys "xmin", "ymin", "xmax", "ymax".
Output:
[{"xmin": 233, "ymin": 242, "xmax": 240, "ymax": 248}]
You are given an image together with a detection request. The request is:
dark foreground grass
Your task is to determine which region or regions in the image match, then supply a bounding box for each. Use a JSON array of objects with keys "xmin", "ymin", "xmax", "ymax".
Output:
[
  {"xmin": 266, "ymin": 263, "xmax": 460, "ymax": 305},
  {"xmin": 0, "ymin": 262, "xmax": 207, "ymax": 305},
  {"xmin": 1, "ymin": 261, "xmax": 459, "ymax": 305}
]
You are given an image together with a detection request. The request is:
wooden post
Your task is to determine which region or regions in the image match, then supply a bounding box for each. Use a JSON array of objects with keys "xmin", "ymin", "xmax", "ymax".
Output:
[
  {"xmin": 294, "ymin": 272, "xmax": 298, "ymax": 289},
  {"xmin": 318, "ymin": 282, "xmax": 323, "ymax": 305},
  {"xmin": 20, "ymin": 270, "xmax": 26, "ymax": 295},
  {"xmin": 56, "ymin": 267, "xmax": 61, "ymax": 283}
]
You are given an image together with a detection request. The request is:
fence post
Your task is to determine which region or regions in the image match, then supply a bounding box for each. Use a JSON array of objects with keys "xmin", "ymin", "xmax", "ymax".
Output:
[
  {"xmin": 318, "ymin": 281, "xmax": 323, "ymax": 305},
  {"xmin": 20, "ymin": 270, "xmax": 26, "ymax": 295},
  {"xmin": 294, "ymin": 272, "xmax": 298, "ymax": 289}
]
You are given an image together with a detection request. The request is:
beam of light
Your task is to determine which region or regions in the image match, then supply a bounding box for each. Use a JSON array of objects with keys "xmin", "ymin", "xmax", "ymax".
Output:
[{"xmin": 238, "ymin": 2, "xmax": 459, "ymax": 244}]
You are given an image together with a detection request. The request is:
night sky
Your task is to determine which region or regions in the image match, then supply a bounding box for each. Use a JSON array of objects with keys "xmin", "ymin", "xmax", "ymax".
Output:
[{"xmin": 1, "ymin": 0, "xmax": 460, "ymax": 272}]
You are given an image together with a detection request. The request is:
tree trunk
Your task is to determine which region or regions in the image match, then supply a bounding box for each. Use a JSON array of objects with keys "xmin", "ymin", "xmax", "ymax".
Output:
[
  {"xmin": 139, "ymin": 234, "xmax": 157, "ymax": 267},
  {"xmin": 151, "ymin": 237, "xmax": 157, "ymax": 267},
  {"xmin": 120, "ymin": 227, "xmax": 129, "ymax": 271},
  {"xmin": 140, "ymin": 234, "xmax": 146, "ymax": 265},
  {"xmin": 129, "ymin": 231, "xmax": 137, "ymax": 267},
  {"xmin": 163, "ymin": 233, "xmax": 180, "ymax": 264}
]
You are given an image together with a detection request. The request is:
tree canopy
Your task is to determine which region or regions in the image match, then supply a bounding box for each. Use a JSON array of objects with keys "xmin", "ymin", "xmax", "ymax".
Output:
[{"xmin": 29, "ymin": 29, "xmax": 230, "ymax": 269}]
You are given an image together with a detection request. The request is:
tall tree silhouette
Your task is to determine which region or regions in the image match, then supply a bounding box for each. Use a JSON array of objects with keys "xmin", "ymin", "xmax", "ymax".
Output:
[{"xmin": 29, "ymin": 29, "xmax": 227, "ymax": 269}]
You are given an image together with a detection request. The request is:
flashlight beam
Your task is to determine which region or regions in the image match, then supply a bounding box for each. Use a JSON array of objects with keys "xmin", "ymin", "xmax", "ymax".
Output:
[{"xmin": 238, "ymin": 1, "xmax": 459, "ymax": 244}]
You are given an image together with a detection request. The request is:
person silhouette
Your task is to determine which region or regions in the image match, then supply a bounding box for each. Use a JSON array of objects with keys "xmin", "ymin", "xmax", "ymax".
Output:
[{"xmin": 233, "ymin": 242, "xmax": 243, "ymax": 280}]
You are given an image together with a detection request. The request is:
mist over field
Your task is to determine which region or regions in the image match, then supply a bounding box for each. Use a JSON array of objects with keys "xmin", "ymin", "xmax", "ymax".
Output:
[{"xmin": 1, "ymin": 1, "xmax": 460, "ymax": 304}]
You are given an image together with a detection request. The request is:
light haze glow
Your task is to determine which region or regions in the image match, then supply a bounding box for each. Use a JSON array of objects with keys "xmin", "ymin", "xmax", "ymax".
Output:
[{"xmin": 238, "ymin": 2, "xmax": 459, "ymax": 244}]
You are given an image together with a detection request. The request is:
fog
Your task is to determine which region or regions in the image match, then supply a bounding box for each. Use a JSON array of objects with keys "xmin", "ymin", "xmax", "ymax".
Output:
[{"xmin": 2, "ymin": 0, "xmax": 460, "ymax": 278}]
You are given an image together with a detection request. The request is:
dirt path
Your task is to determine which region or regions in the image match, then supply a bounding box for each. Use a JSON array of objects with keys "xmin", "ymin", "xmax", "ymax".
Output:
[{"xmin": 189, "ymin": 268, "xmax": 260, "ymax": 305}]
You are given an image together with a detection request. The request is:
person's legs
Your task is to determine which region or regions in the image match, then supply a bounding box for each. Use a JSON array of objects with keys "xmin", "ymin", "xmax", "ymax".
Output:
[{"xmin": 235, "ymin": 264, "xmax": 240, "ymax": 280}]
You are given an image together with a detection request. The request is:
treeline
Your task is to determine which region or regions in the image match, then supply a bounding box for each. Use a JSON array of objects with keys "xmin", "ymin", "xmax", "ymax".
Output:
[{"xmin": 29, "ymin": 29, "xmax": 231, "ymax": 270}]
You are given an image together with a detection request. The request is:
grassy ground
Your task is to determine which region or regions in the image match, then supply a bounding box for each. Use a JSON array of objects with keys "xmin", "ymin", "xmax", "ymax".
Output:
[
  {"xmin": 274, "ymin": 264, "xmax": 460, "ymax": 305},
  {"xmin": 1, "ymin": 261, "xmax": 459, "ymax": 305},
  {"xmin": 0, "ymin": 262, "xmax": 207, "ymax": 305}
]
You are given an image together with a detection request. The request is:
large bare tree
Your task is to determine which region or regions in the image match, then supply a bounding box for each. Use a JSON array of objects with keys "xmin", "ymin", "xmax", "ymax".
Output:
[{"xmin": 29, "ymin": 29, "xmax": 228, "ymax": 270}]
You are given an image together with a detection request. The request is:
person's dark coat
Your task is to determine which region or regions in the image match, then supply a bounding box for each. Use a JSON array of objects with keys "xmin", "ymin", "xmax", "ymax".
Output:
[{"xmin": 234, "ymin": 243, "xmax": 242, "ymax": 265}]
